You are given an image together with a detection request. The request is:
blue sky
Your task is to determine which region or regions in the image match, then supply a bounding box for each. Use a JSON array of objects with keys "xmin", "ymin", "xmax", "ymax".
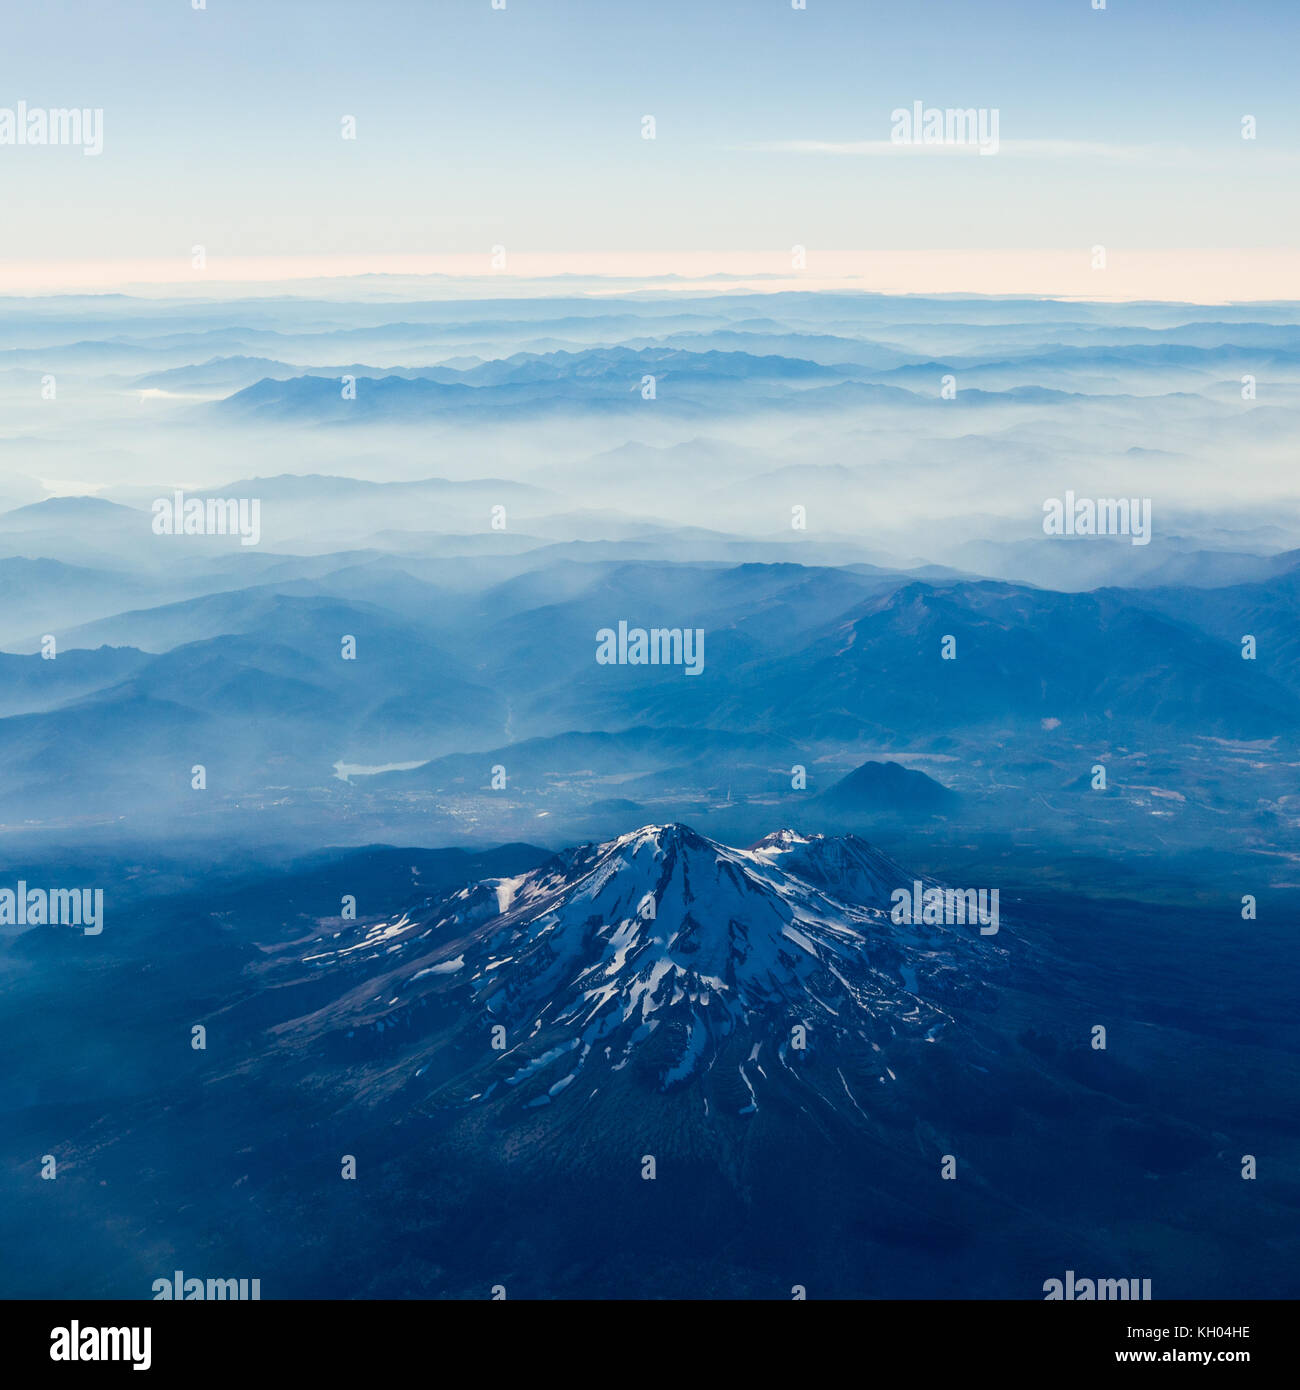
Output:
[{"xmin": 2, "ymin": 0, "xmax": 1297, "ymax": 290}]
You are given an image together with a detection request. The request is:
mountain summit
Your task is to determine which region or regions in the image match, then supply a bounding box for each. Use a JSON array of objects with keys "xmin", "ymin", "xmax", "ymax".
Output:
[{"xmin": 295, "ymin": 824, "xmax": 1004, "ymax": 1120}]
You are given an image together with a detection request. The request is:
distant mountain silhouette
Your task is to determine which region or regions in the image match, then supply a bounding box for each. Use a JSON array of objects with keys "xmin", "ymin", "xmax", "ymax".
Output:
[
  {"xmin": 209, "ymin": 346, "xmax": 864, "ymax": 423},
  {"xmin": 818, "ymin": 759, "xmax": 960, "ymax": 818},
  {"xmin": 0, "ymin": 495, "xmax": 139, "ymax": 527}
]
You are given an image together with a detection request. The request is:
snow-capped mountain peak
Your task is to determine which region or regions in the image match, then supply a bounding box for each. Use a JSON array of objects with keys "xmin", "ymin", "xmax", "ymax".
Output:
[{"xmin": 296, "ymin": 824, "xmax": 1004, "ymax": 1117}]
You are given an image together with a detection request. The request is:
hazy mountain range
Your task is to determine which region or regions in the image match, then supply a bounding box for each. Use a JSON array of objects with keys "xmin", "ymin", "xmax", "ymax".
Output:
[{"xmin": 2, "ymin": 285, "xmax": 1297, "ymax": 1300}]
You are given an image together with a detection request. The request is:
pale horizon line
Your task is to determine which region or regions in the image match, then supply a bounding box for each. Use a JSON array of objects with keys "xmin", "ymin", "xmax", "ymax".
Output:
[
  {"xmin": 739, "ymin": 139, "xmax": 1297, "ymax": 166},
  {"xmin": 2, "ymin": 249, "xmax": 1298, "ymax": 304}
]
